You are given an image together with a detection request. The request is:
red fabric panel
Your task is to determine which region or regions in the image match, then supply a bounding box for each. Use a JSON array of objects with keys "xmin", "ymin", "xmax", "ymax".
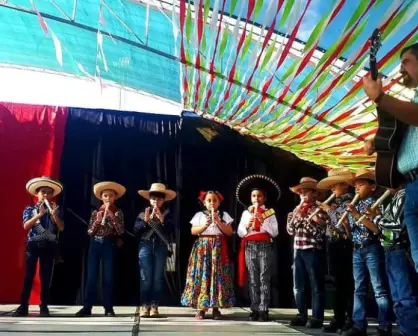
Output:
[{"xmin": 0, "ymin": 102, "xmax": 67, "ymax": 304}]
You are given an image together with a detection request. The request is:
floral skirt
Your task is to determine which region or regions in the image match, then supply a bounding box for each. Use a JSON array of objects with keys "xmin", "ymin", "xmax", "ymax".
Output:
[{"xmin": 181, "ymin": 235, "xmax": 235, "ymax": 310}]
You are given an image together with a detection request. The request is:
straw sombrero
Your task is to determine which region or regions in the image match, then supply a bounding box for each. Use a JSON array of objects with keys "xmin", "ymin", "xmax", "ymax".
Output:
[
  {"xmin": 353, "ymin": 168, "xmax": 375, "ymax": 182},
  {"xmin": 317, "ymin": 168, "xmax": 354, "ymax": 190},
  {"xmin": 289, "ymin": 177, "xmax": 318, "ymax": 194},
  {"xmin": 236, "ymin": 174, "xmax": 281, "ymax": 207},
  {"xmin": 138, "ymin": 183, "xmax": 177, "ymax": 201},
  {"xmin": 94, "ymin": 181, "xmax": 126, "ymax": 200},
  {"xmin": 26, "ymin": 176, "xmax": 63, "ymax": 197}
]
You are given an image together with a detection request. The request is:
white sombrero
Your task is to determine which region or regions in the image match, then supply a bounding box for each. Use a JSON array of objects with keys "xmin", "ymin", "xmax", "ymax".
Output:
[
  {"xmin": 317, "ymin": 168, "xmax": 354, "ymax": 190},
  {"xmin": 93, "ymin": 181, "xmax": 126, "ymax": 200},
  {"xmin": 138, "ymin": 183, "xmax": 177, "ymax": 201},
  {"xmin": 26, "ymin": 176, "xmax": 63, "ymax": 197},
  {"xmin": 289, "ymin": 177, "xmax": 318, "ymax": 194}
]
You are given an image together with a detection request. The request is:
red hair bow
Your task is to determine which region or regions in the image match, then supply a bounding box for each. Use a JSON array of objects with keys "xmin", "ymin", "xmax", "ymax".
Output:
[{"xmin": 198, "ymin": 190, "xmax": 224, "ymax": 202}]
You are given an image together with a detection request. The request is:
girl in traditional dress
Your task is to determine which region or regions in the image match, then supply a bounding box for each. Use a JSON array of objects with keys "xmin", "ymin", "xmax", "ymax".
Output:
[{"xmin": 181, "ymin": 191, "xmax": 235, "ymax": 320}]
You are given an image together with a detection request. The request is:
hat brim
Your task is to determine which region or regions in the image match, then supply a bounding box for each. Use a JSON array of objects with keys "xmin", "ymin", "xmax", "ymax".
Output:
[
  {"xmin": 138, "ymin": 190, "xmax": 177, "ymax": 201},
  {"xmin": 236, "ymin": 175, "xmax": 281, "ymax": 207},
  {"xmin": 26, "ymin": 178, "xmax": 63, "ymax": 197},
  {"xmin": 353, "ymin": 173, "xmax": 375, "ymax": 183},
  {"xmin": 94, "ymin": 182, "xmax": 126, "ymax": 200},
  {"xmin": 317, "ymin": 175, "xmax": 354, "ymax": 190},
  {"xmin": 289, "ymin": 182, "xmax": 318, "ymax": 194}
]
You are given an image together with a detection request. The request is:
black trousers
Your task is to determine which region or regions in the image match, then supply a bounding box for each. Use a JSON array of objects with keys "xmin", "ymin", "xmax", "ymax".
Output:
[
  {"xmin": 20, "ymin": 241, "xmax": 56, "ymax": 307},
  {"xmin": 327, "ymin": 239, "xmax": 354, "ymax": 323}
]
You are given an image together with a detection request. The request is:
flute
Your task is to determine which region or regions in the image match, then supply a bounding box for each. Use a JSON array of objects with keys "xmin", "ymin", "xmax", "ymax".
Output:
[
  {"xmin": 337, "ymin": 193, "xmax": 360, "ymax": 226},
  {"xmin": 43, "ymin": 198, "xmax": 53, "ymax": 213},
  {"xmin": 308, "ymin": 193, "xmax": 336, "ymax": 221},
  {"xmin": 356, "ymin": 190, "xmax": 391, "ymax": 224},
  {"xmin": 101, "ymin": 203, "xmax": 109, "ymax": 226},
  {"xmin": 211, "ymin": 208, "xmax": 214, "ymax": 224}
]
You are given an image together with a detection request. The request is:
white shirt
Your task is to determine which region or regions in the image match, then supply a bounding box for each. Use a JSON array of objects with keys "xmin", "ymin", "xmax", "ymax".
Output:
[
  {"xmin": 237, "ymin": 207, "xmax": 279, "ymax": 238},
  {"xmin": 190, "ymin": 211, "xmax": 234, "ymax": 235}
]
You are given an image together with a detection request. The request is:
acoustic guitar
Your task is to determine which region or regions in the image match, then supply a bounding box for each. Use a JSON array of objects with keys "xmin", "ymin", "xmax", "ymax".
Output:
[{"xmin": 369, "ymin": 28, "xmax": 405, "ymax": 188}]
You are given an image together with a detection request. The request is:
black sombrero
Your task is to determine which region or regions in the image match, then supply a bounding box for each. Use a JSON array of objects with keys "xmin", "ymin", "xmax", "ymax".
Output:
[{"xmin": 236, "ymin": 174, "xmax": 281, "ymax": 207}]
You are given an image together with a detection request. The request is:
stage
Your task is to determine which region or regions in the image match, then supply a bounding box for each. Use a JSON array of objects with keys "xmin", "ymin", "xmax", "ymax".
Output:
[{"xmin": 0, "ymin": 306, "xmax": 398, "ymax": 335}]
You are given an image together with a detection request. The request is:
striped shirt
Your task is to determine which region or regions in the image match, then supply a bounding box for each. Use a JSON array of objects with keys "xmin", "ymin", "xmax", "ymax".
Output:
[
  {"xmin": 287, "ymin": 204, "xmax": 328, "ymax": 250},
  {"xmin": 397, "ymin": 88, "xmax": 418, "ymax": 174},
  {"xmin": 373, "ymin": 189, "xmax": 406, "ymax": 248}
]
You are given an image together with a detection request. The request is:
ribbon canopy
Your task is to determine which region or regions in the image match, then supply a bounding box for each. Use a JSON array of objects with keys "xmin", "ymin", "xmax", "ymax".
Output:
[{"xmin": 0, "ymin": 0, "xmax": 416, "ymax": 170}]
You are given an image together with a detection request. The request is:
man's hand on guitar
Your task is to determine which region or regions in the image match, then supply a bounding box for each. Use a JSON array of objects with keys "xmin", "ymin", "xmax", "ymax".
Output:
[
  {"xmin": 364, "ymin": 139, "xmax": 375, "ymax": 156},
  {"xmin": 363, "ymin": 74, "xmax": 383, "ymax": 102}
]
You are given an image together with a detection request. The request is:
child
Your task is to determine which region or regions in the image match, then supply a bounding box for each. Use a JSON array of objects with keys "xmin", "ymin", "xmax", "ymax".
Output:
[
  {"xmin": 287, "ymin": 177, "xmax": 328, "ymax": 329},
  {"xmin": 367, "ymin": 185, "xmax": 418, "ymax": 336},
  {"xmin": 135, "ymin": 183, "xmax": 177, "ymax": 318},
  {"xmin": 236, "ymin": 174, "xmax": 280, "ymax": 322},
  {"xmin": 75, "ymin": 181, "xmax": 125, "ymax": 317},
  {"xmin": 343, "ymin": 168, "xmax": 391, "ymax": 336},
  {"xmin": 181, "ymin": 190, "xmax": 235, "ymax": 320},
  {"xmin": 317, "ymin": 168, "xmax": 354, "ymax": 333},
  {"xmin": 13, "ymin": 176, "xmax": 64, "ymax": 317}
]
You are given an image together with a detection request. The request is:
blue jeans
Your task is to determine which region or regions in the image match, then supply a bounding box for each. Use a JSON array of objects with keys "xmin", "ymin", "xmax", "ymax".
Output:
[
  {"xmin": 293, "ymin": 249, "xmax": 325, "ymax": 321},
  {"xmin": 84, "ymin": 237, "xmax": 115, "ymax": 310},
  {"xmin": 138, "ymin": 240, "xmax": 168, "ymax": 306},
  {"xmin": 405, "ymin": 179, "xmax": 418, "ymax": 273},
  {"xmin": 352, "ymin": 243, "xmax": 391, "ymax": 331},
  {"xmin": 385, "ymin": 247, "xmax": 418, "ymax": 336}
]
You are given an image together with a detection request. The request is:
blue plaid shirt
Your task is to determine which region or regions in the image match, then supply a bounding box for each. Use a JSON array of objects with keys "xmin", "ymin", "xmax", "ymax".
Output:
[
  {"xmin": 348, "ymin": 196, "xmax": 381, "ymax": 245},
  {"xmin": 397, "ymin": 88, "xmax": 418, "ymax": 174},
  {"xmin": 23, "ymin": 203, "xmax": 60, "ymax": 242}
]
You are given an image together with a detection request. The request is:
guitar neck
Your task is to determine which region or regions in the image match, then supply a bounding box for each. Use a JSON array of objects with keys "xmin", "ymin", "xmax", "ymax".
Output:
[{"xmin": 370, "ymin": 59, "xmax": 378, "ymax": 81}]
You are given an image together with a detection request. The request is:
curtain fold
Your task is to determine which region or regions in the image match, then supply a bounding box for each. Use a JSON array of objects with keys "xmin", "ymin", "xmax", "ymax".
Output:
[{"xmin": 0, "ymin": 102, "xmax": 68, "ymax": 304}]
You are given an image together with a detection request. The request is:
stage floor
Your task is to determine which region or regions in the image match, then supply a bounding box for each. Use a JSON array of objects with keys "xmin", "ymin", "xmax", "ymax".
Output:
[{"xmin": 0, "ymin": 305, "xmax": 399, "ymax": 335}]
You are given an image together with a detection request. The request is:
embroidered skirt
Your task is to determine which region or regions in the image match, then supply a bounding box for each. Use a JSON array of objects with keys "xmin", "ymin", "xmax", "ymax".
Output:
[{"xmin": 181, "ymin": 235, "xmax": 235, "ymax": 309}]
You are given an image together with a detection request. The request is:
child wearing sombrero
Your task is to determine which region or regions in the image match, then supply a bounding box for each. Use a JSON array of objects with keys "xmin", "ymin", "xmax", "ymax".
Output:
[
  {"xmin": 13, "ymin": 176, "xmax": 64, "ymax": 317},
  {"xmin": 236, "ymin": 175, "xmax": 280, "ymax": 322},
  {"xmin": 317, "ymin": 168, "xmax": 355, "ymax": 333},
  {"xmin": 75, "ymin": 181, "xmax": 125, "ymax": 317},
  {"xmin": 135, "ymin": 183, "xmax": 177, "ymax": 318},
  {"xmin": 287, "ymin": 177, "xmax": 328, "ymax": 329},
  {"xmin": 343, "ymin": 168, "xmax": 391, "ymax": 336},
  {"xmin": 181, "ymin": 190, "xmax": 235, "ymax": 320}
]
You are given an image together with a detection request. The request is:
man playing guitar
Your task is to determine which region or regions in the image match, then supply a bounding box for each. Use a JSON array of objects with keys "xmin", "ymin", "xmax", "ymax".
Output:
[{"xmin": 363, "ymin": 42, "xmax": 418, "ymax": 273}]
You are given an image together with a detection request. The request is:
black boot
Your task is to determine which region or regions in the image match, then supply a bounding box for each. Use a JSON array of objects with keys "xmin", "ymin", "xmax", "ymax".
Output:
[
  {"xmin": 258, "ymin": 311, "xmax": 269, "ymax": 322},
  {"xmin": 39, "ymin": 305, "xmax": 50, "ymax": 317},
  {"xmin": 343, "ymin": 326, "xmax": 367, "ymax": 336},
  {"xmin": 104, "ymin": 308, "xmax": 116, "ymax": 317},
  {"xmin": 306, "ymin": 318, "xmax": 323, "ymax": 329},
  {"xmin": 12, "ymin": 305, "xmax": 28, "ymax": 317},
  {"xmin": 290, "ymin": 315, "xmax": 307, "ymax": 326},
  {"xmin": 75, "ymin": 307, "xmax": 92, "ymax": 317},
  {"xmin": 323, "ymin": 318, "xmax": 343, "ymax": 333},
  {"xmin": 248, "ymin": 310, "xmax": 259, "ymax": 321}
]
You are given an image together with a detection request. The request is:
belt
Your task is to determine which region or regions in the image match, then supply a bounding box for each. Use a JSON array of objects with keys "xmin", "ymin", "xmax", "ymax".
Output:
[
  {"xmin": 384, "ymin": 243, "xmax": 405, "ymax": 253},
  {"xmin": 353, "ymin": 240, "xmax": 378, "ymax": 249},
  {"xmin": 403, "ymin": 167, "xmax": 418, "ymax": 183}
]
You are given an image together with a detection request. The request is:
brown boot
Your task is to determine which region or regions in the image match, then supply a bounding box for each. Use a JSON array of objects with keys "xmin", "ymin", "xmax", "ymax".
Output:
[
  {"xmin": 150, "ymin": 304, "xmax": 160, "ymax": 318},
  {"xmin": 139, "ymin": 305, "xmax": 150, "ymax": 318}
]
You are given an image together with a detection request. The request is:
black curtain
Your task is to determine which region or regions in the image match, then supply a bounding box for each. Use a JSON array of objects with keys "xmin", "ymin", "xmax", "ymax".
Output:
[
  {"xmin": 51, "ymin": 108, "xmax": 327, "ymax": 308},
  {"xmin": 51, "ymin": 108, "xmax": 182, "ymax": 307}
]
